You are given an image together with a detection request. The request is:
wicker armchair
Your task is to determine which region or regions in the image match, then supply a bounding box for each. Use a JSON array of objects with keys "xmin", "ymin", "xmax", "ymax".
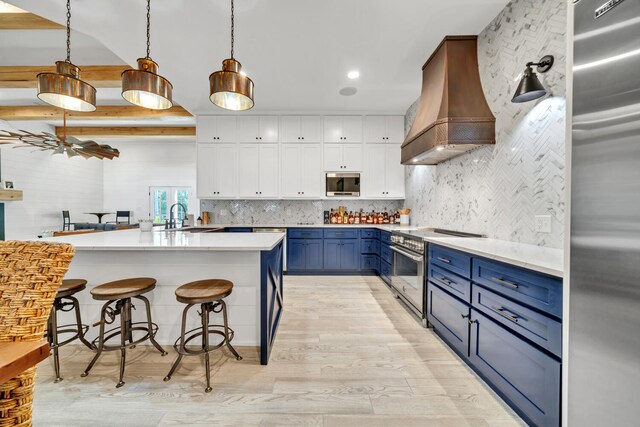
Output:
[{"xmin": 0, "ymin": 241, "xmax": 74, "ymax": 426}]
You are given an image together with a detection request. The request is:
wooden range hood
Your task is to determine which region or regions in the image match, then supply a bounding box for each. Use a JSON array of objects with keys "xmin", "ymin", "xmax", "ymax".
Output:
[{"xmin": 402, "ymin": 36, "xmax": 495, "ymax": 165}]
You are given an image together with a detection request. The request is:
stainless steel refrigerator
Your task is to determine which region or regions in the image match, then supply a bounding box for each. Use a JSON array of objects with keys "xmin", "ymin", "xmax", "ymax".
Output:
[{"xmin": 570, "ymin": 0, "xmax": 640, "ymax": 425}]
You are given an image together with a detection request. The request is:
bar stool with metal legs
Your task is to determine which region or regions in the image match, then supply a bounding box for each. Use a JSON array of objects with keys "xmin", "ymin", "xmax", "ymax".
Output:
[
  {"xmin": 46, "ymin": 279, "xmax": 94, "ymax": 383},
  {"xmin": 163, "ymin": 279, "xmax": 242, "ymax": 392},
  {"xmin": 81, "ymin": 277, "xmax": 167, "ymax": 388}
]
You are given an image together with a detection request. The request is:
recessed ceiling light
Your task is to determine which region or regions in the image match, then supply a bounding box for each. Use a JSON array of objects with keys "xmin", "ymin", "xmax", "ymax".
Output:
[
  {"xmin": 436, "ymin": 146, "xmax": 445, "ymax": 151},
  {"xmin": 339, "ymin": 87, "xmax": 357, "ymax": 96},
  {"xmin": 347, "ymin": 71, "xmax": 360, "ymax": 79}
]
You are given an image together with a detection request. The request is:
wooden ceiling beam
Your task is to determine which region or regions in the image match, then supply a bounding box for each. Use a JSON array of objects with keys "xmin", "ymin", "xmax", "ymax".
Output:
[
  {"xmin": 0, "ymin": 105, "xmax": 192, "ymax": 121},
  {"xmin": 0, "ymin": 13, "xmax": 64, "ymax": 30},
  {"xmin": 0, "ymin": 65, "xmax": 129, "ymax": 88},
  {"xmin": 55, "ymin": 126, "xmax": 196, "ymax": 138}
]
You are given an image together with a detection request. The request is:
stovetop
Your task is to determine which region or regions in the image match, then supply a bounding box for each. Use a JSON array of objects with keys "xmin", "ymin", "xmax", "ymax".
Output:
[{"xmin": 394, "ymin": 228, "xmax": 485, "ymax": 241}]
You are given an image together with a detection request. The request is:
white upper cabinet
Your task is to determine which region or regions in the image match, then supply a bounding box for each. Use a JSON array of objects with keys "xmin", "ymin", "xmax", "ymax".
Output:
[
  {"xmin": 323, "ymin": 116, "xmax": 363, "ymax": 143},
  {"xmin": 281, "ymin": 144, "xmax": 323, "ymax": 198},
  {"xmin": 364, "ymin": 116, "xmax": 405, "ymax": 143},
  {"xmin": 324, "ymin": 143, "xmax": 362, "ymax": 171},
  {"xmin": 196, "ymin": 116, "xmax": 237, "ymax": 143},
  {"xmin": 238, "ymin": 144, "xmax": 279, "ymax": 198},
  {"xmin": 280, "ymin": 116, "xmax": 322, "ymax": 143},
  {"xmin": 362, "ymin": 144, "xmax": 405, "ymax": 198},
  {"xmin": 238, "ymin": 116, "xmax": 279, "ymax": 143},
  {"xmin": 197, "ymin": 144, "xmax": 237, "ymax": 198}
]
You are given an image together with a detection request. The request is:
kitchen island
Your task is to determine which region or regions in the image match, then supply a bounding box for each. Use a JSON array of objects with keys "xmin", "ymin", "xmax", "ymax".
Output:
[{"xmin": 42, "ymin": 229, "xmax": 285, "ymax": 365}]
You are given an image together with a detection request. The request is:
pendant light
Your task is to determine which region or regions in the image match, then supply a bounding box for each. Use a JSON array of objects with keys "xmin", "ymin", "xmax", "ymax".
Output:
[
  {"xmin": 121, "ymin": 0, "xmax": 173, "ymax": 110},
  {"xmin": 209, "ymin": 0, "xmax": 254, "ymax": 111},
  {"xmin": 36, "ymin": 0, "xmax": 96, "ymax": 112}
]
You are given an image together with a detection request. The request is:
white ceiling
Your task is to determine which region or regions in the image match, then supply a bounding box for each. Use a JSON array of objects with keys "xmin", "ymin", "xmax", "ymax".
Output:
[{"xmin": 7, "ymin": 0, "xmax": 509, "ymax": 116}]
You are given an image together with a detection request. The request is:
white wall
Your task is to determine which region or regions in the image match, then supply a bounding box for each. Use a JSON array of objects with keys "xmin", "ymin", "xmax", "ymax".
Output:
[
  {"xmin": 102, "ymin": 140, "xmax": 196, "ymax": 221},
  {"xmin": 1, "ymin": 122, "xmax": 104, "ymax": 240}
]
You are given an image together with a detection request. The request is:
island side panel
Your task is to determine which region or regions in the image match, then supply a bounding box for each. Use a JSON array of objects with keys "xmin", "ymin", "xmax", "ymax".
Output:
[
  {"xmin": 60, "ymin": 250, "xmax": 262, "ymax": 347},
  {"xmin": 260, "ymin": 241, "xmax": 284, "ymax": 365}
]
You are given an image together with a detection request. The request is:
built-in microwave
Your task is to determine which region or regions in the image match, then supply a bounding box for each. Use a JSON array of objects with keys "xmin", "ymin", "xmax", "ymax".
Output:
[{"xmin": 326, "ymin": 173, "xmax": 360, "ymax": 197}]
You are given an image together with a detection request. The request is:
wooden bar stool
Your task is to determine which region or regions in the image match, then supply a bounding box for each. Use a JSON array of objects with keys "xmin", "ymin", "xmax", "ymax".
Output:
[
  {"xmin": 163, "ymin": 279, "xmax": 242, "ymax": 392},
  {"xmin": 46, "ymin": 279, "xmax": 93, "ymax": 383},
  {"xmin": 81, "ymin": 277, "xmax": 167, "ymax": 388}
]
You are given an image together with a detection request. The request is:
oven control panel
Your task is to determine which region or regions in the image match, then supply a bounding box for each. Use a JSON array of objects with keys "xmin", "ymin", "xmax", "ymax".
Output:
[{"xmin": 391, "ymin": 234, "xmax": 425, "ymax": 254}]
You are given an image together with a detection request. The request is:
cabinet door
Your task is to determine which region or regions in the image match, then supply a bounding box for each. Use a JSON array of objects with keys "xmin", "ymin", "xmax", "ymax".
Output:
[
  {"xmin": 469, "ymin": 309, "xmax": 561, "ymax": 427},
  {"xmin": 300, "ymin": 116, "xmax": 322, "ymax": 142},
  {"xmin": 324, "ymin": 144, "xmax": 344, "ymax": 171},
  {"xmin": 237, "ymin": 144, "xmax": 260, "ymax": 197},
  {"xmin": 287, "ymin": 240, "xmax": 306, "ymax": 270},
  {"xmin": 385, "ymin": 144, "xmax": 405, "ymax": 198},
  {"xmin": 340, "ymin": 240, "xmax": 359, "ymax": 270},
  {"xmin": 342, "ymin": 144, "xmax": 362, "ymax": 171},
  {"xmin": 323, "ymin": 239, "xmax": 342, "ymax": 270},
  {"xmin": 427, "ymin": 283, "xmax": 470, "ymax": 359},
  {"xmin": 238, "ymin": 117, "xmax": 261, "ymax": 143},
  {"xmin": 323, "ymin": 116, "xmax": 343, "ymax": 143},
  {"xmin": 258, "ymin": 144, "xmax": 279, "ymax": 197},
  {"xmin": 259, "ymin": 116, "xmax": 279, "ymax": 143},
  {"xmin": 305, "ymin": 240, "xmax": 324, "ymax": 270},
  {"xmin": 196, "ymin": 144, "xmax": 216, "ymax": 197},
  {"xmin": 363, "ymin": 144, "xmax": 386, "ymax": 198},
  {"xmin": 196, "ymin": 116, "xmax": 217, "ymax": 143},
  {"xmin": 216, "ymin": 117, "xmax": 237, "ymax": 143},
  {"xmin": 279, "ymin": 116, "xmax": 300, "ymax": 143},
  {"xmin": 386, "ymin": 116, "xmax": 405, "ymax": 143},
  {"xmin": 365, "ymin": 116, "xmax": 386, "ymax": 143},
  {"xmin": 280, "ymin": 145, "xmax": 301, "ymax": 197},
  {"xmin": 342, "ymin": 116, "xmax": 363, "ymax": 142},
  {"xmin": 300, "ymin": 144, "xmax": 323, "ymax": 198},
  {"xmin": 211, "ymin": 144, "xmax": 238, "ymax": 198}
]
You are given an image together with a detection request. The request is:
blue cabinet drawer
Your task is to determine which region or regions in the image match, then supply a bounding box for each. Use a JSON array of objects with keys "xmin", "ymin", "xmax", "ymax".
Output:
[
  {"xmin": 288, "ymin": 228, "xmax": 324, "ymax": 239},
  {"xmin": 469, "ymin": 309, "xmax": 560, "ymax": 427},
  {"xmin": 429, "ymin": 264, "xmax": 471, "ymax": 303},
  {"xmin": 324, "ymin": 229, "xmax": 359, "ymax": 239},
  {"xmin": 429, "ymin": 245, "xmax": 471, "ymax": 279},
  {"xmin": 360, "ymin": 229, "xmax": 380, "ymax": 239},
  {"xmin": 472, "ymin": 286, "xmax": 561, "ymax": 357},
  {"xmin": 361, "ymin": 255, "xmax": 379, "ymax": 271},
  {"xmin": 380, "ymin": 244, "xmax": 392, "ymax": 264},
  {"xmin": 472, "ymin": 259, "xmax": 562, "ymax": 318},
  {"xmin": 380, "ymin": 230, "xmax": 392, "ymax": 245},
  {"xmin": 380, "ymin": 260, "xmax": 392, "ymax": 284},
  {"xmin": 361, "ymin": 239, "xmax": 380, "ymax": 255},
  {"xmin": 225, "ymin": 227, "xmax": 253, "ymax": 232},
  {"xmin": 427, "ymin": 283, "xmax": 470, "ymax": 359}
]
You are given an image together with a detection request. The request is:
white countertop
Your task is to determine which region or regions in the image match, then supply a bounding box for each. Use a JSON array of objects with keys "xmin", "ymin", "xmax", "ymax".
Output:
[{"xmin": 41, "ymin": 229, "xmax": 285, "ymax": 251}]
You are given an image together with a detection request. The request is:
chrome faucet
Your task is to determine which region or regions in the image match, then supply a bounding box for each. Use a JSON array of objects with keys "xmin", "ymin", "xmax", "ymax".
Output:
[{"xmin": 167, "ymin": 203, "xmax": 187, "ymax": 229}]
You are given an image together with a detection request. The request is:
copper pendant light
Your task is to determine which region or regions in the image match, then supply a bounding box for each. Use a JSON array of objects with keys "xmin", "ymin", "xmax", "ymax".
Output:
[
  {"xmin": 36, "ymin": 0, "xmax": 96, "ymax": 112},
  {"xmin": 122, "ymin": 0, "xmax": 173, "ymax": 110},
  {"xmin": 209, "ymin": 0, "xmax": 254, "ymax": 111}
]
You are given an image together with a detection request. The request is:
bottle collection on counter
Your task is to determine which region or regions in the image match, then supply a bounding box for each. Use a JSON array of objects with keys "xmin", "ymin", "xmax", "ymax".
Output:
[{"xmin": 324, "ymin": 206, "xmax": 408, "ymax": 225}]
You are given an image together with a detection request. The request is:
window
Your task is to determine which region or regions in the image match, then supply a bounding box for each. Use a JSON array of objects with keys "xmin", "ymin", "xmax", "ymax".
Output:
[{"xmin": 149, "ymin": 186, "xmax": 192, "ymax": 224}]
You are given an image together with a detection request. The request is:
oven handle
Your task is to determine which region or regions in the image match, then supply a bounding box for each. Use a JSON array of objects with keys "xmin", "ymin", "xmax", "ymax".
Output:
[{"xmin": 390, "ymin": 246, "xmax": 424, "ymax": 262}]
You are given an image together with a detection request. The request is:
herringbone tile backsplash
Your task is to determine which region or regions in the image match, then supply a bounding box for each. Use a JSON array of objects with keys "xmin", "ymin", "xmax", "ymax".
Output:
[{"xmin": 404, "ymin": 0, "xmax": 566, "ymax": 249}]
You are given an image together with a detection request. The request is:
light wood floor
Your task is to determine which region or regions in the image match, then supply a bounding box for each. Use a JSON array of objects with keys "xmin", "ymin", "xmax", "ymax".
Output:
[{"xmin": 33, "ymin": 276, "xmax": 525, "ymax": 426}]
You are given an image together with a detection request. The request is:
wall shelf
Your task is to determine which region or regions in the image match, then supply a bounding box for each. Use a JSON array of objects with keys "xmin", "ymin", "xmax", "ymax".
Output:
[{"xmin": 0, "ymin": 189, "xmax": 23, "ymax": 201}]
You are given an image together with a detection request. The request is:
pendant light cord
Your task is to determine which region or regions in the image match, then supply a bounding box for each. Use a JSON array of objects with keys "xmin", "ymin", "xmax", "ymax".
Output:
[
  {"xmin": 146, "ymin": 0, "xmax": 151, "ymax": 59},
  {"xmin": 230, "ymin": 0, "xmax": 234, "ymax": 59},
  {"xmin": 65, "ymin": 0, "xmax": 71, "ymax": 62}
]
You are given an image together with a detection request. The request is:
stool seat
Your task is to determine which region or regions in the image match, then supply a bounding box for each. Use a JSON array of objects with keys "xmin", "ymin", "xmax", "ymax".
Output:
[
  {"xmin": 57, "ymin": 279, "xmax": 88, "ymax": 298},
  {"xmin": 175, "ymin": 279, "xmax": 233, "ymax": 304},
  {"xmin": 90, "ymin": 277, "xmax": 156, "ymax": 300}
]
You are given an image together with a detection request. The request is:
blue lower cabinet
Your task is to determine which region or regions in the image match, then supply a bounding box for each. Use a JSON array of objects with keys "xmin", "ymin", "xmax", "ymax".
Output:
[
  {"xmin": 380, "ymin": 244, "xmax": 392, "ymax": 264},
  {"xmin": 361, "ymin": 255, "xmax": 379, "ymax": 271},
  {"xmin": 427, "ymin": 282, "xmax": 470, "ymax": 359},
  {"xmin": 287, "ymin": 239, "xmax": 323, "ymax": 271},
  {"xmin": 469, "ymin": 308, "xmax": 561, "ymax": 427},
  {"xmin": 360, "ymin": 228, "xmax": 380, "ymax": 239},
  {"xmin": 305, "ymin": 240, "xmax": 324, "ymax": 270},
  {"xmin": 323, "ymin": 239, "xmax": 359, "ymax": 270},
  {"xmin": 225, "ymin": 227, "xmax": 253, "ymax": 232},
  {"xmin": 361, "ymin": 239, "xmax": 380, "ymax": 255},
  {"xmin": 380, "ymin": 230, "xmax": 392, "ymax": 245},
  {"xmin": 380, "ymin": 260, "xmax": 392, "ymax": 284},
  {"xmin": 429, "ymin": 263, "xmax": 472, "ymax": 303}
]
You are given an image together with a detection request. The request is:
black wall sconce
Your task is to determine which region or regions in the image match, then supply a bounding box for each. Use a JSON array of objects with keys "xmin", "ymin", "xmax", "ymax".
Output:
[{"xmin": 511, "ymin": 55, "xmax": 554, "ymax": 103}]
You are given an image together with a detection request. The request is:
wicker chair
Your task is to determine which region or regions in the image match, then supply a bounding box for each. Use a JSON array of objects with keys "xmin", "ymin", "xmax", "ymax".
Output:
[{"xmin": 0, "ymin": 241, "xmax": 74, "ymax": 426}]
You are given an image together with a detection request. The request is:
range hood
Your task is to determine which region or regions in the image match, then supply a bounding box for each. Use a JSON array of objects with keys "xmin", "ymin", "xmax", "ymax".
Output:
[{"xmin": 402, "ymin": 36, "xmax": 495, "ymax": 165}]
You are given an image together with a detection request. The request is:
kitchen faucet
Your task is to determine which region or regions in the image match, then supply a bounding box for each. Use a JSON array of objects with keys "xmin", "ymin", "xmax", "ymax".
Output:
[{"xmin": 167, "ymin": 203, "xmax": 187, "ymax": 229}]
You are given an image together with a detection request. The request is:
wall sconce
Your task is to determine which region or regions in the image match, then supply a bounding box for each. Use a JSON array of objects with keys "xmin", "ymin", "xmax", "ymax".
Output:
[{"xmin": 511, "ymin": 55, "xmax": 554, "ymax": 103}]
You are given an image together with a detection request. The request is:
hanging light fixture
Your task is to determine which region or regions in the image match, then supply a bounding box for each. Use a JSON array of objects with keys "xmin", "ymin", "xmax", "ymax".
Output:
[
  {"xmin": 36, "ymin": 0, "xmax": 96, "ymax": 112},
  {"xmin": 209, "ymin": 0, "xmax": 254, "ymax": 111},
  {"xmin": 511, "ymin": 55, "xmax": 554, "ymax": 103},
  {"xmin": 121, "ymin": 0, "xmax": 173, "ymax": 110}
]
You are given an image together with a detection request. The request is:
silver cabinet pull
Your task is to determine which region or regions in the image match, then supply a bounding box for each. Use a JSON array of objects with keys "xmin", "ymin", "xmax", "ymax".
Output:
[
  {"xmin": 491, "ymin": 306, "xmax": 519, "ymax": 323},
  {"xmin": 436, "ymin": 257, "xmax": 451, "ymax": 264},
  {"xmin": 461, "ymin": 313, "xmax": 470, "ymax": 319},
  {"xmin": 491, "ymin": 277, "xmax": 519, "ymax": 289},
  {"xmin": 440, "ymin": 276, "xmax": 454, "ymax": 285}
]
